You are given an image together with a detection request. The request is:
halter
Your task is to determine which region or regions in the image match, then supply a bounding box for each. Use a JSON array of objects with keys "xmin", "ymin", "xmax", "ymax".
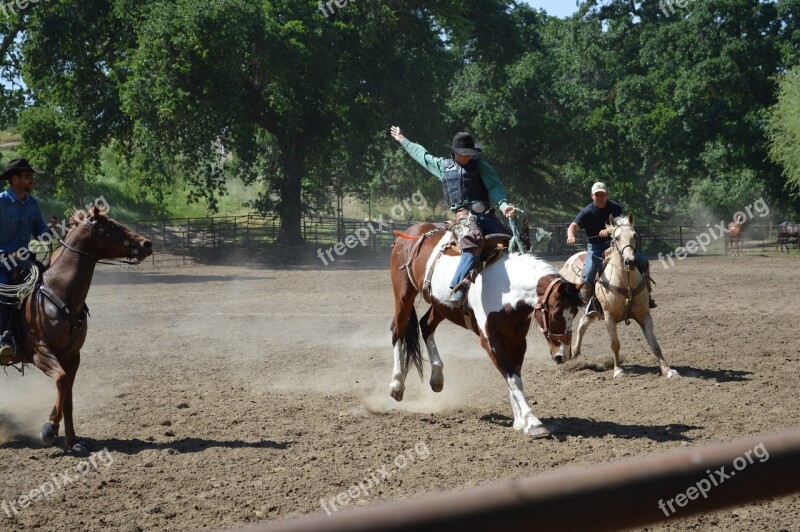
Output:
[
  {"xmin": 611, "ymin": 226, "xmax": 637, "ymax": 271},
  {"xmin": 533, "ymin": 277, "xmax": 573, "ymax": 345},
  {"xmin": 55, "ymin": 218, "xmax": 142, "ymax": 265}
]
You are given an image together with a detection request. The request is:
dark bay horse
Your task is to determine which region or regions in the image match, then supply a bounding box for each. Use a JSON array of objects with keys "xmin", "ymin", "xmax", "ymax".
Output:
[
  {"xmin": 389, "ymin": 222, "xmax": 582, "ymax": 438},
  {"xmin": 776, "ymin": 221, "xmax": 800, "ymax": 253},
  {"xmin": 3, "ymin": 206, "xmax": 151, "ymax": 453}
]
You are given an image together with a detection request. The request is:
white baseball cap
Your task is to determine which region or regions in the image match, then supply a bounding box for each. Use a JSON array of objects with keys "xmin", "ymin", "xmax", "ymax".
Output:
[{"xmin": 591, "ymin": 182, "xmax": 608, "ymax": 194}]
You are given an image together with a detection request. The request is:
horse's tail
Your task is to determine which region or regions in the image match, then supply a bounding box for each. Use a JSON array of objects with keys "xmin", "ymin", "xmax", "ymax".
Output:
[{"xmin": 403, "ymin": 307, "xmax": 424, "ymax": 380}]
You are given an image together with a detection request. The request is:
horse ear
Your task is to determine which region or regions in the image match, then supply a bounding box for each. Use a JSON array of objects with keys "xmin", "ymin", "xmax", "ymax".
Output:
[
  {"xmin": 608, "ymin": 214, "xmax": 616, "ymax": 226},
  {"xmin": 628, "ymin": 212, "xmax": 634, "ymax": 224}
]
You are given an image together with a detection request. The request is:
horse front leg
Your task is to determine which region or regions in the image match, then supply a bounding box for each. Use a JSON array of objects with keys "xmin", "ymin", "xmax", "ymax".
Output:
[
  {"xmin": 33, "ymin": 350, "xmax": 67, "ymax": 447},
  {"xmin": 638, "ymin": 313, "xmax": 678, "ymax": 378},
  {"xmin": 506, "ymin": 373, "xmax": 549, "ymax": 438},
  {"xmin": 483, "ymin": 331, "xmax": 549, "ymax": 438},
  {"xmin": 571, "ymin": 309, "xmax": 595, "ymax": 358},
  {"xmin": 604, "ymin": 319, "xmax": 624, "ymax": 378}
]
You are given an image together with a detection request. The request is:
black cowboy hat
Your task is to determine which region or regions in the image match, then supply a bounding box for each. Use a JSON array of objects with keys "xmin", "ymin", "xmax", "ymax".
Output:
[
  {"xmin": 444, "ymin": 132, "xmax": 482, "ymax": 156},
  {"xmin": 1, "ymin": 158, "xmax": 44, "ymax": 181}
]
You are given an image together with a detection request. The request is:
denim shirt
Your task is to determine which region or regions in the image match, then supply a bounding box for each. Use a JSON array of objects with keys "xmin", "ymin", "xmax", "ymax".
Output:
[{"xmin": 0, "ymin": 188, "xmax": 50, "ymax": 255}]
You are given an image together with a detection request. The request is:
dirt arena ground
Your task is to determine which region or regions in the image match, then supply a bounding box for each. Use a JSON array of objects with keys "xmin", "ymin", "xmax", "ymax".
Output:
[{"xmin": 1, "ymin": 253, "xmax": 799, "ymax": 531}]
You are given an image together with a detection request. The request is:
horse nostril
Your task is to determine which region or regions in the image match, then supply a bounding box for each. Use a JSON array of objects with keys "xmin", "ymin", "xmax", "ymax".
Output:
[
  {"xmin": 143, "ymin": 240, "xmax": 152, "ymax": 249},
  {"xmin": 554, "ymin": 354, "xmax": 564, "ymax": 364}
]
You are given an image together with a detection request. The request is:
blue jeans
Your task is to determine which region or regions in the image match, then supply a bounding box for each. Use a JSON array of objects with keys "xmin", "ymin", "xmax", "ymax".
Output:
[
  {"xmin": 584, "ymin": 242, "xmax": 649, "ymax": 286},
  {"xmin": 451, "ymin": 212, "xmax": 509, "ymax": 288}
]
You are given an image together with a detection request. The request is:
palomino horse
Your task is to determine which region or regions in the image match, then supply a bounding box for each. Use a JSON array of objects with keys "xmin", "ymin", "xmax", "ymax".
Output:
[
  {"xmin": 389, "ymin": 222, "xmax": 582, "ymax": 438},
  {"xmin": 3, "ymin": 206, "xmax": 151, "ymax": 453},
  {"xmin": 560, "ymin": 214, "xmax": 678, "ymax": 379},
  {"xmin": 725, "ymin": 214, "xmax": 745, "ymax": 256}
]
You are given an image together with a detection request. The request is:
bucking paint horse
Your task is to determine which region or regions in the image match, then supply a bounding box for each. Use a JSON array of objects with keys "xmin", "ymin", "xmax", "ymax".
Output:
[
  {"xmin": 388, "ymin": 222, "xmax": 582, "ymax": 438},
  {"xmin": 1, "ymin": 206, "xmax": 151, "ymax": 454}
]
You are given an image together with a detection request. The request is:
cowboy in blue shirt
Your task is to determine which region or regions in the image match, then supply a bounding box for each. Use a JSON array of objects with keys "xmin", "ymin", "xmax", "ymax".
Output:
[
  {"xmin": 0, "ymin": 158, "xmax": 50, "ymax": 365},
  {"xmin": 567, "ymin": 182, "xmax": 655, "ymax": 316}
]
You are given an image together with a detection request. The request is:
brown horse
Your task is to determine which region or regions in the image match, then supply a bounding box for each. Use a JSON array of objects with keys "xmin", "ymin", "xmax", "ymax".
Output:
[
  {"xmin": 725, "ymin": 214, "xmax": 746, "ymax": 256},
  {"xmin": 3, "ymin": 206, "xmax": 151, "ymax": 454},
  {"xmin": 388, "ymin": 222, "xmax": 582, "ymax": 438}
]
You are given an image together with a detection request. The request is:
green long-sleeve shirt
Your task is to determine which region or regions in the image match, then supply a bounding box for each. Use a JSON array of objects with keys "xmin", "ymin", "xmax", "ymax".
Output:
[{"xmin": 401, "ymin": 139, "xmax": 509, "ymax": 212}]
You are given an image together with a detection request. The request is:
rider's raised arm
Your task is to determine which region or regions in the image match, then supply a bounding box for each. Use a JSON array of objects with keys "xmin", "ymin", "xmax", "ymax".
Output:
[
  {"xmin": 397, "ymin": 139, "xmax": 448, "ymax": 180},
  {"xmin": 476, "ymin": 160, "xmax": 509, "ymax": 212}
]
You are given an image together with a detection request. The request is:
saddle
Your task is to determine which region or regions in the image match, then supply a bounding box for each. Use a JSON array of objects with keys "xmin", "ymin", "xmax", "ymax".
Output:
[{"xmin": 400, "ymin": 225, "xmax": 511, "ymax": 304}]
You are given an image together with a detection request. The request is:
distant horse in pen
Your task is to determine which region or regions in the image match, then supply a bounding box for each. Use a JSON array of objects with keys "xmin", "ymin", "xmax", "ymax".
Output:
[
  {"xmin": 775, "ymin": 222, "xmax": 800, "ymax": 253},
  {"xmin": 725, "ymin": 214, "xmax": 746, "ymax": 256}
]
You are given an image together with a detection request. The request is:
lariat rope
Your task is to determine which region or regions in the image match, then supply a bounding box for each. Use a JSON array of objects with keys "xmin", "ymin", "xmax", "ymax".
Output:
[{"xmin": 0, "ymin": 265, "xmax": 40, "ymax": 304}]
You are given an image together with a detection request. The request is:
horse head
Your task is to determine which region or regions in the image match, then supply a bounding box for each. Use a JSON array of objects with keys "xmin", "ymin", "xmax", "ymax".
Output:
[
  {"xmin": 64, "ymin": 206, "xmax": 153, "ymax": 262},
  {"xmin": 608, "ymin": 213, "xmax": 638, "ymax": 270},
  {"xmin": 534, "ymin": 276, "xmax": 582, "ymax": 364}
]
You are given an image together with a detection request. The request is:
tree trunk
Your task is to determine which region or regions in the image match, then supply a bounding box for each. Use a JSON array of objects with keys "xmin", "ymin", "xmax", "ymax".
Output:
[{"xmin": 277, "ymin": 139, "xmax": 306, "ymax": 246}]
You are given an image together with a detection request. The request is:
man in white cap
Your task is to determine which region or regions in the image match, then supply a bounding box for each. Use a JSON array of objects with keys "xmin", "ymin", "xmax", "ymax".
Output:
[{"xmin": 566, "ymin": 182, "xmax": 655, "ymax": 315}]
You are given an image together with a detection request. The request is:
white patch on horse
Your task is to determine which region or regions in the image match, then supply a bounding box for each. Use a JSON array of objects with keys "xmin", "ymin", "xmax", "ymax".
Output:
[{"xmin": 470, "ymin": 254, "xmax": 559, "ymax": 338}]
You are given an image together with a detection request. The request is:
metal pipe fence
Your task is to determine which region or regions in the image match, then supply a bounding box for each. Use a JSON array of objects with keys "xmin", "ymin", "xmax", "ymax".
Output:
[{"xmin": 120, "ymin": 215, "xmax": 799, "ymax": 266}]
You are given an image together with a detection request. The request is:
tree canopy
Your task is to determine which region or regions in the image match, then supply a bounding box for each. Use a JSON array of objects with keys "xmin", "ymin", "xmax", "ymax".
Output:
[{"xmin": 1, "ymin": 0, "xmax": 800, "ymax": 241}]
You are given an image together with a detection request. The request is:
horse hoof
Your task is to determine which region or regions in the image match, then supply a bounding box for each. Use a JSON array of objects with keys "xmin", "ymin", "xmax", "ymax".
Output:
[
  {"xmin": 613, "ymin": 368, "xmax": 625, "ymax": 378},
  {"xmin": 69, "ymin": 441, "xmax": 90, "ymax": 456},
  {"xmin": 430, "ymin": 380, "xmax": 444, "ymax": 393},
  {"xmin": 389, "ymin": 386, "xmax": 404, "ymax": 402},
  {"xmin": 41, "ymin": 423, "xmax": 60, "ymax": 447},
  {"xmin": 666, "ymin": 369, "xmax": 679, "ymax": 379},
  {"xmin": 526, "ymin": 425, "xmax": 551, "ymax": 439}
]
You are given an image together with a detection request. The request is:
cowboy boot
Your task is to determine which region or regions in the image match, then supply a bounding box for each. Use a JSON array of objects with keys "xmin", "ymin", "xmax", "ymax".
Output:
[{"xmin": 449, "ymin": 252, "xmax": 478, "ymax": 306}]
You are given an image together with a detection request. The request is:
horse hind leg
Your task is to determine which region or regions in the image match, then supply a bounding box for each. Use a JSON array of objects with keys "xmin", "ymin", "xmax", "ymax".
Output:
[
  {"xmin": 389, "ymin": 302, "xmax": 423, "ymax": 402},
  {"xmin": 638, "ymin": 313, "xmax": 678, "ymax": 378},
  {"xmin": 420, "ymin": 307, "xmax": 446, "ymax": 393}
]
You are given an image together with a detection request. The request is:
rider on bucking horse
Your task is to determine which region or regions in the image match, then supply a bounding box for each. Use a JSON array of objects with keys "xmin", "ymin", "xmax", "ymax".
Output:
[
  {"xmin": 566, "ymin": 181, "xmax": 656, "ymax": 317},
  {"xmin": 390, "ymin": 126, "xmax": 518, "ymax": 306},
  {"xmin": 0, "ymin": 158, "xmax": 51, "ymax": 365}
]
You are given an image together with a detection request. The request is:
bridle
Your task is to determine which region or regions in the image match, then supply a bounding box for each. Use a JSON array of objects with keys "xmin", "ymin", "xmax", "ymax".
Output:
[
  {"xmin": 611, "ymin": 226, "xmax": 637, "ymax": 272},
  {"xmin": 54, "ymin": 218, "xmax": 142, "ymax": 265},
  {"xmin": 534, "ymin": 277, "xmax": 573, "ymax": 345}
]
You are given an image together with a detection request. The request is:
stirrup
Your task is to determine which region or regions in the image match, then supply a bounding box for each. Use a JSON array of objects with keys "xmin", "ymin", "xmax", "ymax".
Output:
[
  {"xmin": 0, "ymin": 343, "xmax": 14, "ymax": 366},
  {"xmin": 449, "ymin": 286, "xmax": 467, "ymax": 306}
]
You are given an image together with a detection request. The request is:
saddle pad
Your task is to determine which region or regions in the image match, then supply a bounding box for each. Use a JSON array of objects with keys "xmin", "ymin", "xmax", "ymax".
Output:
[{"xmin": 559, "ymin": 251, "xmax": 587, "ymax": 285}]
